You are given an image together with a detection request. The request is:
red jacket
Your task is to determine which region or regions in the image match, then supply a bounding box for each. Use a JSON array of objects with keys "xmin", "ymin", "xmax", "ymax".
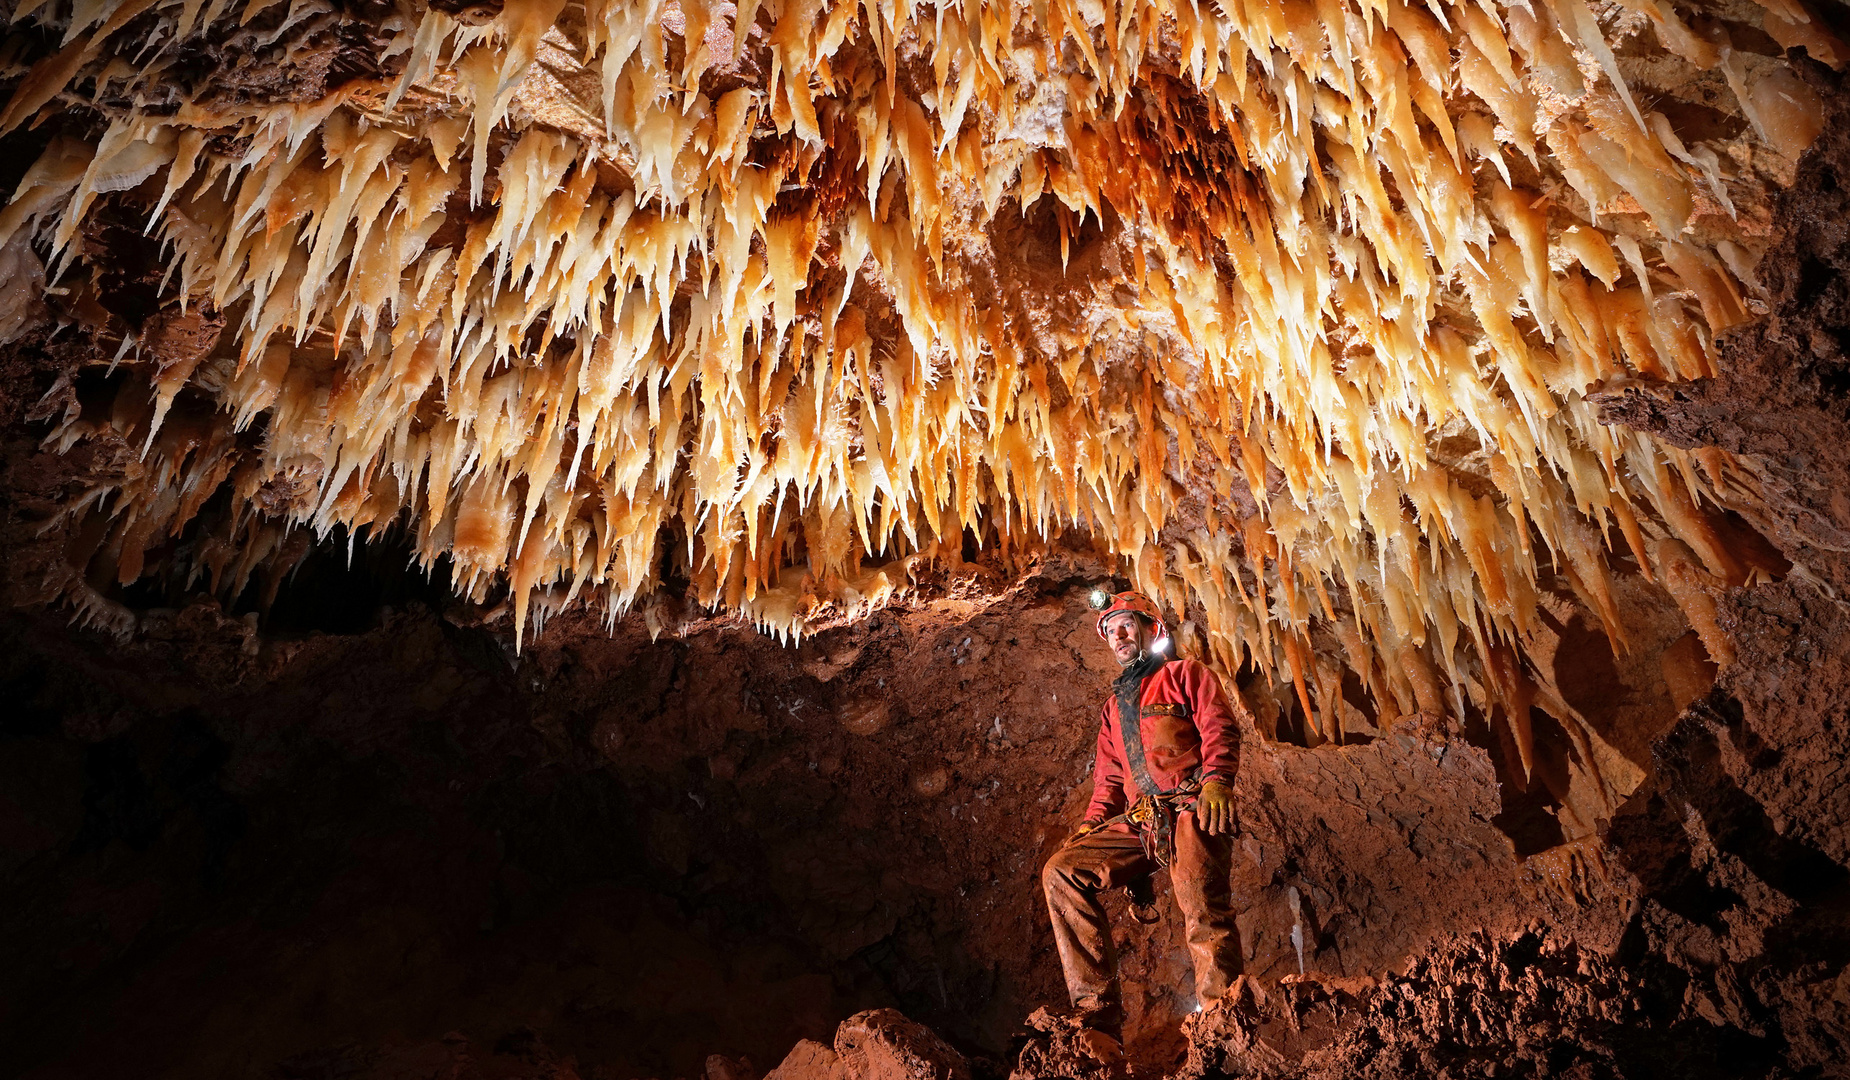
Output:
[{"xmin": 1085, "ymin": 657, "xmax": 1248, "ymax": 823}]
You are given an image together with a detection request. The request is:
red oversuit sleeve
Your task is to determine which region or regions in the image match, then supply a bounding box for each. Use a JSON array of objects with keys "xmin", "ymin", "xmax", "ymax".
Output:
[
  {"xmin": 1085, "ymin": 701, "xmax": 1128, "ymax": 822},
  {"xmin": 1182, "ymin": 659, "xmax": 1247, "ymax": 787}
]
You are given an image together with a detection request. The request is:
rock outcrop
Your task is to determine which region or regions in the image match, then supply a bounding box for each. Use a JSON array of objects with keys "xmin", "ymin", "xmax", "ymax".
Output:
[{"xmin": 767, "ymin": 1009, "xmax": 970, "ymax": 1080}]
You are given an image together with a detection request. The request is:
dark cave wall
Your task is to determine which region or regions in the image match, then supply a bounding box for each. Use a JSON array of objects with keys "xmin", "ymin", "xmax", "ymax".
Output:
[
  {"xmin": 0, "ymin": 605, "xmax": 867, "ymax": 1079},
  {"xmin": 1, "ymin": 605, "xmax": 818, "ymax": 1080},
  {"xmin": 0, "ymin": 580, "xmax": 1131, "ymax": 1080},
  {"xmin": 0, "ymin": 559, "xmax": 1636, "ymax": 1080}
]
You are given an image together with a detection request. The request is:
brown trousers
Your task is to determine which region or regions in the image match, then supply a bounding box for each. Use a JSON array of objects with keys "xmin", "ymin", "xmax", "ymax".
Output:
[{"xmin": 1041, "ymin": 813, "xmax": 1241, "ymax": 1013}]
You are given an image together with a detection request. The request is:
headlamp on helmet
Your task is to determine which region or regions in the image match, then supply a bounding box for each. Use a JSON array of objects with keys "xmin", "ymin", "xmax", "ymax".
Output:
[{"xmin": 1094, "ymin": 590, "xmax": 1167, "ymax": 642}]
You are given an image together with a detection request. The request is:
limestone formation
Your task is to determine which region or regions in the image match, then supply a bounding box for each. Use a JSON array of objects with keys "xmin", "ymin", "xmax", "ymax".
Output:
[{"xmin": 0, "ymin": 0, "xmax": 1821, "ymax": 760}]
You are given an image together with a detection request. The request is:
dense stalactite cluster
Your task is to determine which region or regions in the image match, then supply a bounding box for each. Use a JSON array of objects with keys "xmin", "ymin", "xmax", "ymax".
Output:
[{"xmin": 0, "ymin": 0, "xmax": 1831, "ymax": 830}]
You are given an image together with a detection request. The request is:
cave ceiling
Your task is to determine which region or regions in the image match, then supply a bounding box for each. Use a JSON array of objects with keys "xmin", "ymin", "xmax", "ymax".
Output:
[{"xmin": 0, "ymin": 0, "xmax": 1832, "ymax": 816}]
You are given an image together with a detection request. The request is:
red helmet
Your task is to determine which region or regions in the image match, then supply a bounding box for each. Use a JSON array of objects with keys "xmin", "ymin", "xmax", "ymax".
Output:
[{"xmin": 1093, "ymin": 590, "xmax": 1166, "ymax": 640}]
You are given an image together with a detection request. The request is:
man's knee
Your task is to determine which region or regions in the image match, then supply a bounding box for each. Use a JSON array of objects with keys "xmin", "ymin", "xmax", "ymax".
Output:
[
  {"xmin": 1042, "ymin": 845, "xmax": 1078, "ymax": 895},
  {"xmin": 1171, "ymin": 863, "xmax": 1235, "ymax": 918},
  {"xmin": 1045, "ymin": 838, "xmax": 1110, "ymax": 902}
]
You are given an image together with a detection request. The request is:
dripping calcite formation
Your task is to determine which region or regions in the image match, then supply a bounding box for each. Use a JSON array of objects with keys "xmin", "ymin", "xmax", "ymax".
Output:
[{"xmin": 0, "ymin": 0, "xmax": 1826, "ymax": 834}]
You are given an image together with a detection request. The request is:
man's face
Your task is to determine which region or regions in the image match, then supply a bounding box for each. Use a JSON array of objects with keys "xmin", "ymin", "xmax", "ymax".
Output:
[{"xmin": 1101, "ymin": 610, "xmax": 1154, "ymax": 665}]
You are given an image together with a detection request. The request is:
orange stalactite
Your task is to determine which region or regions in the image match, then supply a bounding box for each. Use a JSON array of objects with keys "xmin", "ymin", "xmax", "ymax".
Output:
[{"xmin": 0, "ymin": 0, "xmax": 1802, "ymax": 762}]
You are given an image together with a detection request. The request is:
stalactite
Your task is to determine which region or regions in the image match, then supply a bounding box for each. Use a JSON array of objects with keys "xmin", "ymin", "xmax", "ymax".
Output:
[{"xmin": 0, "ymin": 0, "xmax": 1804, "ymax": 730}]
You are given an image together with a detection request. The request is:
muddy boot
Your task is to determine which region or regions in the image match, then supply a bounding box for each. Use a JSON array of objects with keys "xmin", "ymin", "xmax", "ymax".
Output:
[
  {"xmin": 1019, "ymin": 1006, "xmax": 1125, "ymax": 1077},
  {"xmin": 1124, "ymin": 876, "xmax": 1161, "ymax": 925},
  {"xmin": 1074, "ymin": 1004, "xmax": 1124, "ymax": 1064}
]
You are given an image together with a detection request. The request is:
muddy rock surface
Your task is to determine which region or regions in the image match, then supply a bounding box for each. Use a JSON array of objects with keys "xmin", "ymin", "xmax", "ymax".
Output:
[{"xmin": 0, "ymin": 557, "xmax": 1607, "ymax": 1078}]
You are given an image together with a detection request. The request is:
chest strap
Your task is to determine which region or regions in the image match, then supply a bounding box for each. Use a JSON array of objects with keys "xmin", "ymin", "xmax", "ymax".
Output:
[{"xmin": 1113, "ymin": 654, "xmax": 1168, "ymax": 798}]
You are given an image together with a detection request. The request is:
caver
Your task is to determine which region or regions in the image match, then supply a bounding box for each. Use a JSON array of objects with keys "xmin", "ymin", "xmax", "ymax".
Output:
[{"xmin": 1041, "ymin": 590, "xmax": 1254, "ymax": 1055}]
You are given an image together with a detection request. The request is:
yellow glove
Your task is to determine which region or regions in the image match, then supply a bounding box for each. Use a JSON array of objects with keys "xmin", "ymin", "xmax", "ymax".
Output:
[{"xmin": 1195, "ymin": 780, "xmax": 1237, "ymax": 836}]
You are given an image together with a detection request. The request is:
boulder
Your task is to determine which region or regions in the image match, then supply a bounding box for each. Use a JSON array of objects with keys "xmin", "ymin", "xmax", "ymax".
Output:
[
  {"xmin": 833, "ymin": 1009, "xmax": 969, "ymax": 1080},
  {"xmin": 765, "ymin": 1040, "xmax": 844, "ymax": 1080}
]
